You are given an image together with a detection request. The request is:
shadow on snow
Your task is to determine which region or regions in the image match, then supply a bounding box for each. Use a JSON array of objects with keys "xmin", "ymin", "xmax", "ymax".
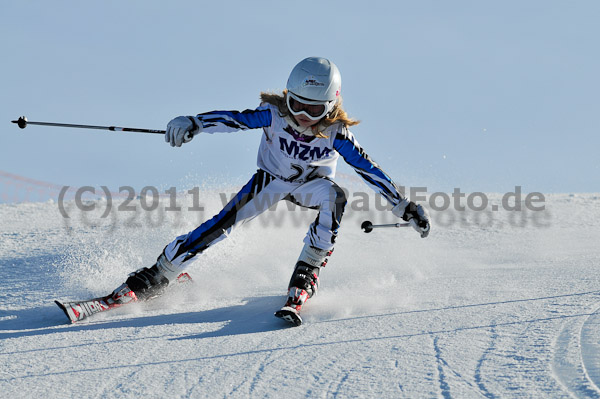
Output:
[
  {"xmin": 1, "ymin": 290, "xmax": 599, "ymax": 350},
  {"xmin": 0, "ymin": 295, "xmax": 291, "ymax": 344}
]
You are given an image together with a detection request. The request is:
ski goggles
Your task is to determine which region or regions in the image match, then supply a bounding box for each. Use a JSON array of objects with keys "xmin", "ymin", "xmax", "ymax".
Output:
[{"xmin": 286, "ymin": 92, "xmax": 334, "ymax": 121}]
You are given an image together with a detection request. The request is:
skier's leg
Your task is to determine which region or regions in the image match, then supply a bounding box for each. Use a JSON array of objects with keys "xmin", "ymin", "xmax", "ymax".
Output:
[
  {"xmin": 282, "ymin": 178, "xmax": 346, "ymax": 311},
  {"xmin": 124, "ymin": 170, "xmax": 282, "ymax": 299},
  {"xmin": 163, "ymin": 169, "xmax": 281, "ymax": 267},
  {"xmin": 288, "ymin": 178, "xmax": 347, "ymax": 251}
]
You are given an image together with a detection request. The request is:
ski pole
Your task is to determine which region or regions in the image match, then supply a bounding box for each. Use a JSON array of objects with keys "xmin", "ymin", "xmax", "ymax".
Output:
[
  {"xmin": 361, "ymin": 220, "xmax": 411, "ymax": 233},
  {"xmin": 11, "ymin": 116, "xmax": 166, "ymax": 135}
]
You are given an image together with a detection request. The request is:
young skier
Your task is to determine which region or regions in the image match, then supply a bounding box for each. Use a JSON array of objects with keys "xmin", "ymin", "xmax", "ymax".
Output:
[{"xmin": 111, "ymin": 57, "xmax": 430, "ymax": 325}]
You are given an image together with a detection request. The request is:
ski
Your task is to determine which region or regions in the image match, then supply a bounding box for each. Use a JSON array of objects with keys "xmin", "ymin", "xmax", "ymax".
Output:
[
  {"xmin": 274, "ymin": 306, "xmax": 303, "ymax": 326},
  {"xmin": 55, "ymin": 294, "xmax": 127, "ymax": 323},
  {"xmin": 55, "ymin": 272, "xmax": 192, "ymax": 323}
]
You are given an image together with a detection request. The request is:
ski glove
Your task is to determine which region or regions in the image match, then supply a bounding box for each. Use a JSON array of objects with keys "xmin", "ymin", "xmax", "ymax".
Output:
[
  {"xmin": 392, "ymin": 199, "xmax": 431, "ymax": 238},
  {"xmin": 165, "ymin": 116, "xmax": 201, "ymax": 147}
]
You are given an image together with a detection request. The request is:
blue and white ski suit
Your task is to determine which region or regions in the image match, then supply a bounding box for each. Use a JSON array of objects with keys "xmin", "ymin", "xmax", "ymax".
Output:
[{"xmin": 163, "ymin": 103, "xmax": 405, "ymax": 269}]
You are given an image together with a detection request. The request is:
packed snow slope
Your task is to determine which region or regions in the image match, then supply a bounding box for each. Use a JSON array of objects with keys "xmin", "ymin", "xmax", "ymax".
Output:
[{"xmin": 1, "ymin": 183, "xmax": 599, "ymax": 398}]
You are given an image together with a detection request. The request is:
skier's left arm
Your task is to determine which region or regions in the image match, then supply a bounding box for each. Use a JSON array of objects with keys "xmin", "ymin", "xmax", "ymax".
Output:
[{"xmin": 333, "ymin": 127, "xmax": 430, "ymax": 238}]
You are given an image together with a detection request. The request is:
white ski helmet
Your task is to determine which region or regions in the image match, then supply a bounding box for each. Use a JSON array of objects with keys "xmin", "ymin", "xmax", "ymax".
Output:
[
  {"xmin": 286, "ymin": 57, "xmax": 341, "ymax": 102},
  {"xmin": 286, "ymin": 57, "xmax": 341, "ymax": 120}
]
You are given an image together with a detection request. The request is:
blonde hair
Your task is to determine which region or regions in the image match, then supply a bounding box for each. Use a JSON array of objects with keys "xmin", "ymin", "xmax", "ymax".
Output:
[{"xmin": 260, "ymin": 90, "xmax": 359, "ymax": 138}]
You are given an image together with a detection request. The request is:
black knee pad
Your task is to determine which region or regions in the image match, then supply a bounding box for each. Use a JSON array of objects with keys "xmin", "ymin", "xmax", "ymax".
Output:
[{"xmin": 329, "ymin": 183, "xmax": 347, "ymax": 244}]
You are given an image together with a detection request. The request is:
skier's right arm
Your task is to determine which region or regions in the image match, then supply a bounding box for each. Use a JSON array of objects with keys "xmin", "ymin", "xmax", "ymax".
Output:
[{"xmin": 165, "ymin": 107, "xmax": 272, "ymax": 147}]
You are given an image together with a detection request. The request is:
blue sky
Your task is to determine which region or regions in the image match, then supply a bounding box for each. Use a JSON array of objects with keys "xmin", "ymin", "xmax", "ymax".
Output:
[{"xmin": 1, "ymin": 1, "xmax": 598, "ymax": 200}]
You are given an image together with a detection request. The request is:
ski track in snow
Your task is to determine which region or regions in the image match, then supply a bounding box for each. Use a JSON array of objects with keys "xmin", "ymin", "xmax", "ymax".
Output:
[
  {"xmin": 474, "ymin": 324, "xmax": 499, "ymax": 399},
  {"xmin": 580, "ymin": 305, "xmax": 600, "ymax": 394},
  {"xmin": 0, "ymin": 192, "xmax": 599, "ymax": 398}
]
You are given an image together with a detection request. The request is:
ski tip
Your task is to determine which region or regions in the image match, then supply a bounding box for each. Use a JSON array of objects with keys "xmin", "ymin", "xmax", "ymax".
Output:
[
  {"xmin": 274, "ymin": 308, "xmax": 303, "ymax": 327},
  {"xmin": 54, "ymin": 300, "xmax": 75, "ymax": 324}
]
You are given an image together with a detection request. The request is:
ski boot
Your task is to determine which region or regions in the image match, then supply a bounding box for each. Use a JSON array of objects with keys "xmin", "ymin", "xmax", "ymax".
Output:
[
  {"xmin": 275, "ymin": 245, "xmax": 333, "ymax": 326},
  {"xmin": 125, "ymin": 254, "xmax": 182, "ymax": 300}
]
